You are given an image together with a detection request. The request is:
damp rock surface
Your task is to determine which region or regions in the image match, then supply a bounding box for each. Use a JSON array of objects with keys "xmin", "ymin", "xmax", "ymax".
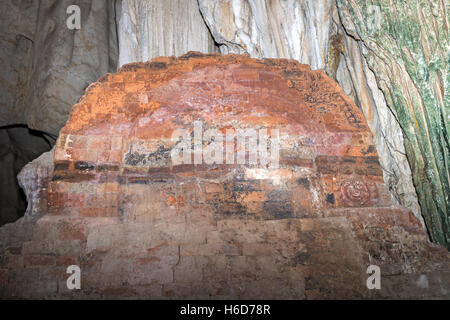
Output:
[
  {"xmin": 0, "ymin": 0, "xmax": 118, "ymax": 136},
  {"xmin": 117, "ymin": 0, "xmax": 218, "ymax": 67},
  {"xmin": 336, "ymin": 0, "xmax": 450, "ymax": 249}
]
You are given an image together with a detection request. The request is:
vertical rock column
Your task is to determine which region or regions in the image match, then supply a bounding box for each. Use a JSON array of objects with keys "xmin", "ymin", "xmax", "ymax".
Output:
[
  {"xmin": 0, "ymin": 0, "xmax": 39, "ymax": 128},
  {"xmin": 117, "ymin": 0, "xmax": 218, "ymax": 67},
  {"xmin": 336, "ymin": 0, "xmax": 450, "ymax": 248},
  {"xmin": 198, "ymin": 0, "xmax": 333, "ymax": 70},
  {"xmin": 329, "ymin": 4, "xmax": 423, "ymax": 225},
  {"xmin": 26, "ymin": 0, "xmax": 119, "ymax": 136}
]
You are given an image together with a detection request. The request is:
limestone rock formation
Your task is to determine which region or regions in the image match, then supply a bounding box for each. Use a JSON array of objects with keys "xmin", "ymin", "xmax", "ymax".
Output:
[
  {"xmin": 336, "ymin": 0, "xmax": 449, "ymax": 248},
  {"xmin": 18, "ymin": 148, "xmax": 55, "ymax": 217},
  {"xmin": 117, "ymin": 0, "xmax": 218, "ymax": 67},
  {"xmin": 0, "ymin": 0, "xmax": 39, "ymax": 129},
  {"xmin": 0, "ymin": 54, "xmax": 448, "ymax": 299},
  {"xmin": 0, "ymin": 126, "xmax": 52, "ymax": 226},
  {"xmin": 330, "ymin": 4, "xmax": 423, "ymax": 226},
  {"xmin": 0, "ymin": 0, "xmax": 119, "ymax": 226},
  {"xmin": 27, "ymin": 0, "xmax": 119, "ymax": 136},
  {"xmin": 0, "ymin": 0, "xmax": 119, "ymax": 136},
  {"xmin": 198, "ymin": 0, "xmax": 333, "ymax": 70}
]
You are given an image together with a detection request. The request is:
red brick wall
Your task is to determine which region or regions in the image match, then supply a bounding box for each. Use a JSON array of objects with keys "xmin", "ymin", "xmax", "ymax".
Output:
[{"xmin": 0, "ymin": 53, "xmax": 449, "ymax": 299}]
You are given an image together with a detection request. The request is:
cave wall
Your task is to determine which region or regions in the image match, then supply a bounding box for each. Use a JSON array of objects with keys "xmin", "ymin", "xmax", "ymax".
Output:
[
  {"xmin": 336, "ymin": 0, "xmax": 449, "ymax": 248},
  {"xmin": 0, "ymin": 0, "xmax": 120, "ymax": 224},
  {"xmin": 26, "ymin": 0, "xmax": 119, "ymax": 136},
  {"xmin": 0, "ymin": 126, "xmax": 52, "ymax": 226},
  {"xmin": 329, "ymin": 4, "xmax": 424, "ymax": 226},
  {"xmin": 0, "ymin": 0, "xmax": 119, "ymax": 136},
  {"xmin": 117, "ymin": 0, "xmax": 219, "ymax": 67},
  {"xmin": 0, "ymin": 0, "xmax": 39, "ymax": 129},
  {"xmin": 198, "ymin": 0, "xmax": 332, "ymax": 70}
]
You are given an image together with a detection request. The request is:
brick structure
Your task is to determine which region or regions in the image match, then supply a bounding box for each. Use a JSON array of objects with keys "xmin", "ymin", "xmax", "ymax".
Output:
[{"xmin": 0, "ymin": 53, "xmax": 449, "ymax": 299}]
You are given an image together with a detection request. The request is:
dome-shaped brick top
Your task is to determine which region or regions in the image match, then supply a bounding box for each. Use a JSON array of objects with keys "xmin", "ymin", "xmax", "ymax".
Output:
[
  {"xmin": 54, "ymin": 52, "xmax": 390, "ymax": 215},
  {"xmin": 63, "ymin": 52, "xmax": 369, "ymax": 139}
]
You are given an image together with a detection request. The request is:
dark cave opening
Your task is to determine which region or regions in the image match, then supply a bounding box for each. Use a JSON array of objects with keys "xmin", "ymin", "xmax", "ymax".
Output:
[{"xmin": 0, "ymin": 125, "xmax": 54, "ymax": 226}]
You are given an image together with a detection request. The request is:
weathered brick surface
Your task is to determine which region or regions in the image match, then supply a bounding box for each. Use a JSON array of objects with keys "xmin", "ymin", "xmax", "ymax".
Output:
[{"xmin": 0, "ymin": 52, "xmax": 449, "ymax": 299}]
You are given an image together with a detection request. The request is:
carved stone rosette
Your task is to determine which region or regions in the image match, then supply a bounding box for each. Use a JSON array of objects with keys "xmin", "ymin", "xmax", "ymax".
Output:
[{"xmin": 339, "ymin": 179, "xmax": 378, "ymax": 207}]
